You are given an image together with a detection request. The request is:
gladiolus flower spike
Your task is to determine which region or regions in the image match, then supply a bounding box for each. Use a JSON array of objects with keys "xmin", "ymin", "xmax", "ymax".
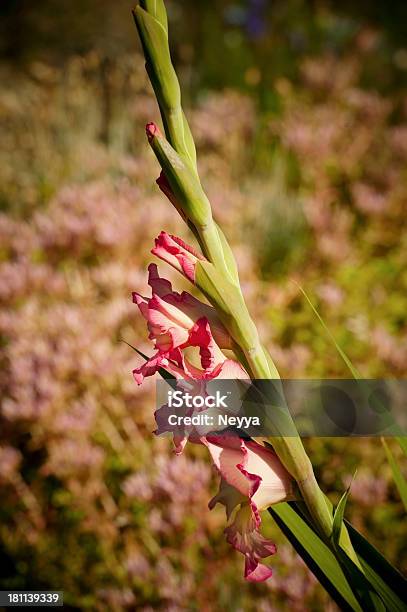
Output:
[{"xmin": 133, "ymin": 0, "xmax": 366, "ymax": 590}]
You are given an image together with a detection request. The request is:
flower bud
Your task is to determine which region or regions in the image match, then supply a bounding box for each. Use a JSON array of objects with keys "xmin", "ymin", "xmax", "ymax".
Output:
[{"xmin": 146, "ymin": 123, "xmax": 212, "ymax": 228}]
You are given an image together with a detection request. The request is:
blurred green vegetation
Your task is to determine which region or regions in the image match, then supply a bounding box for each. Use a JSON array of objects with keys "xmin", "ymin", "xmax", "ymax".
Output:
[{"xmin": 0, "ymin": 1, "xmax": 406, "ymax": 610}]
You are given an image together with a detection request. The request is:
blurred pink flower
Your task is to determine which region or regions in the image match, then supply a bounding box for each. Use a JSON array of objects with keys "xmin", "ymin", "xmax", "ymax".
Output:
[{"xmin": 0, "ymin": 446, "xmax": 22, "ymax": 482}]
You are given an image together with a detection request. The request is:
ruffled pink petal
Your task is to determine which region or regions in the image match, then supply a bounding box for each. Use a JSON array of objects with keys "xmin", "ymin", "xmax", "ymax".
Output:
[
  {"xmin": 133, "ymin": 348, "xmax": 189, "ymax": 385},
  {"xmin": 224, "ymin": 504, "xmax": 277, "ymax": 582},
  {"xmin": 132, "ymin": 292, "xmax": 149, "ymax": 320},
  {"xmin": 244, "ymin": 440, "xmax": 294, "ymax": 510},
  {"xmin": 204, "ymin": 437, "xmax": 253, "ymax": 498},
  {"xmin": 244, "ymin": 558, "xmax": 274, "ymax": 582},
  {"xmin": 152, "ymin": 232, "xmax": 204, "ymax": 283},
  {"xmin": 148, "ymin": 293, "xmax": 194, "ymax": 331},
  {"xmin": 147, "ymin": 263, "xmax": 173, "ymax": 297},
  {"xmin": 205, "ymin": 437, "xmax": 293, "ymax": 581},
  {"xmin": 208, "ymin": 478, "xmax": 246, "ymax": 519},
  {"xmin": 189, "ymin": 318, "xmax": 226, "ymax": 373},
  {"xmin": 133, "ymin": 351, "xmax": 166, "ymax": 385},
  {"xmin": 210, "ymin": 358, "xmax": 249, "ymax": 380}
]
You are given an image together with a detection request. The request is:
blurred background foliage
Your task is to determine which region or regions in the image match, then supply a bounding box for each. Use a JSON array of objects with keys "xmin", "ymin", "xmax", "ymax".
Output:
[{"xmin": 0, "ymin": 0, "xmax": 406, "ymax": 610}]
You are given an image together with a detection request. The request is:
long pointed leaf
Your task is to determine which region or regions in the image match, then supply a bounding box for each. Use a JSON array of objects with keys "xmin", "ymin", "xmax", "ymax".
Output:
[
  {"xmin": 332, "ymin": 485, "xmax": 352, "ymax": 546},
  {"xmin": 345, "ymin": 520, "xmax": 407, "ymax": 612},
  {"xmin": 381, "ymin": 438, "xmax": 407, "ymax": 512},
  {"xmin": 296, "ymin": 283, "xmax": 362, "ymax": 379},
  {"xmin": 396, "ymin": 436, "xmax": 407, "ymax": 457},
  {"xmin": 269, "ymin": 503, "xmax": 362, "ymax": 611},
  {"xmin": 290, "ymin": 502, "xmax": 406, "ymax": 611}
]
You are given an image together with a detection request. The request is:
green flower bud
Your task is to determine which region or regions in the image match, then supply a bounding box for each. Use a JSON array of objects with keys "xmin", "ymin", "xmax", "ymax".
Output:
[
  {"xmin": 139, "ymin": 0, "xmax": 168, "ymax": 33},
  {"xmin": 146, "ymin": 123, "xmax": 211, "ymax": 228}
]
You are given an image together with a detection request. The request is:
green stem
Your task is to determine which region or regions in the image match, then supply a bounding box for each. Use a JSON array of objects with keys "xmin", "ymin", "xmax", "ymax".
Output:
[{"xmin": 249, "ymin": 358, "xmax": 362, "ymax": 568}]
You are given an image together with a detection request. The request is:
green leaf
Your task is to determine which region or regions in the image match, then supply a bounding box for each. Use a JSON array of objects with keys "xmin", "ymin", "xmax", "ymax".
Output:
[
  {"xmin": 381, "ymin": 438, "xmax": 407, "ymax": 512},
  {"xmin": 296, "ymin": 283, "xmax": 361, "ymax": 379},
  {"xmin": 396, "ymin": 436, "xmax": 407, "ymax": 457},
  {"xmin": 269, "ymin": 503, "xmax": 362, "ymax": 611},
  {"xmin": 291, "ymin": 502, "xmax": 404, "ymax": 612},
  {"xmin": 333, "ymin": 546, "xmax": 387, "ymax": 612},
  {"xmin": 332, "ymin": 483, "xmax": 352, "ymax": 546},
  {"xmin": 346, "ymin": 520, "xmax": 407, "ymax": 612}
]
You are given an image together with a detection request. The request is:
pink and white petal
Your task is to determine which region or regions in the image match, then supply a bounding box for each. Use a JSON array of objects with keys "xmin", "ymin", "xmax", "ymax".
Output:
[
  {"xmin": 133, "ymin": 348, "xmax": 188, "ymax": 384},
  {"xmin": 147, "ymin": 263, "xmax": 173, "ymax": 297},
  {"xmin": 133, "ymin": 351, "xmax": 167, "ymax": 385},
  {"xmin": 244, "ymin": 558, "xmax": 273, "ymax": 582},
  {"xmin": 208, "ymin": 477, "xmax": 246, "ymax": 519},
  {"xmin": 244, "ymin": 440, "xmax": 294, "ymax": 509},
  {"xmin": 203, "ymin": 437, "xmax": 252, "ymax": 497},
  {"xmin": 155, "ymin": 232, "xmax": 203, "ymax": 262},
  {"xmin": 152, "ymin": 245, "xmax": 185, "ymax": 279},
  {"xmin": 132, "ymin": 292, "xmax": 149, "ymax": 319},
  {"xmin": 189, "ymin": 318, "xmax": 226, "ymax": 372},
  {"xmin": 168, "ymin": 234, "xmax": 204, "ymax": 261},
  {"xmin": 149, "ymin": 294, "xmax": 195, "ymax": 330},
  {"xmin": 168, "ymin": 326, "xmax": 190, "ymax": 349},
  {"xmin": 224, "ymin": 504, "xmax": 277, "ymax": 582},
  {"xmin": 211, "ymin": 359, "xmax": 249, "ymax": 380},
  {"xmin": 152, "ymin": 232, "xmax": 204, "ymax": 283}
]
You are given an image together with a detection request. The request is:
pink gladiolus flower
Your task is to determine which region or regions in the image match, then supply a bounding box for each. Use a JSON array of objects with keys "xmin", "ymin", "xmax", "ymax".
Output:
[
  {"xmin": 204, "ymin": 436, "xmax": 294, "ymax": 581},
  {"xmin": 133, "ymin": 317, "xmax": 246, "ymax": 386},
  {"xmin": 134, "ymin": 314, "xmax": 247, "ymax": 454},
  {"xmin": 133, "ymin": 263, "xmax": 231, "ymax": 353},
  {"xmin": 152, "ymin": 231, "xmax": 204, "ymax": 283},
  {"xmin": 132, "ymin": 263, "xmax": 291, "ymax": 582},
  {"xmin": 132, "ymin": 261, "xmax": 245, "ymax": 389}
]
